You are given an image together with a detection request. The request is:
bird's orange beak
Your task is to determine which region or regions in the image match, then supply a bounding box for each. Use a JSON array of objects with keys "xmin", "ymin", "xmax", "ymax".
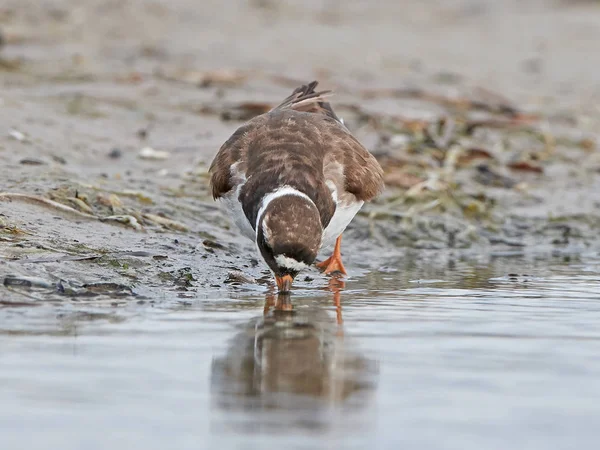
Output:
[{"xmin": 275, "ymin": 274, "xmax": 294, "ymax": 293}]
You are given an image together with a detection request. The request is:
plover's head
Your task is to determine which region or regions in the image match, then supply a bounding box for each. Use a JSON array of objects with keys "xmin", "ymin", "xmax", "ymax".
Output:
[{"xmin": 255, "ymin": 189, "xmax": 322, "ymax": 292}]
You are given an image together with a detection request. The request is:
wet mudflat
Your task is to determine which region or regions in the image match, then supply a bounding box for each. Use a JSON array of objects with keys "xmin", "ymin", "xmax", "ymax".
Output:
[{"xmin": 2, "ymin": 0, "xmax": 600, "ymax": 449}]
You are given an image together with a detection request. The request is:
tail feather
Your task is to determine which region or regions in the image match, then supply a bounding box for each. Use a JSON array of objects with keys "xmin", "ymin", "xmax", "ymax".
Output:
[{"xmin": 274, "ymin": 81, "xmax": 341, "ymax": 122}]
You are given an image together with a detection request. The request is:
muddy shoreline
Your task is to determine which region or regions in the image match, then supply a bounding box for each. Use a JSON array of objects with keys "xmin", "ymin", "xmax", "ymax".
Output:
[{"xmin": 1, "ymin": 0, "xmax": 600, "ymax": 306}]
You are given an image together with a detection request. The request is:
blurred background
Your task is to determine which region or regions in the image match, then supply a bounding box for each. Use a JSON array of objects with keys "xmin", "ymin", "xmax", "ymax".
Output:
[{"xmin": 2, "ymin": 0, "xmax": 600, "ymax": 108}]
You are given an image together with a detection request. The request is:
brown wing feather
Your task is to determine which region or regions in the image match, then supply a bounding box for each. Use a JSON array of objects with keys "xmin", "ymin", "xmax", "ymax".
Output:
[
  {"xmin": 209, "ymin": 81, "xmax": 384, "ymax": 203},
  {"xmin": 275, "ymin": 81, "xmax": 383, "ymax": 200},
  {"xmin": 209, "ymin": 120, "xmax": 256, "ymax": 199},
  {"xmin": 342, "ymin": 140, "xmax": 384, "ymax": 201},
  {"xmin": 209, "ymin": 81, "xmax": 337, "ymax": 200},
  {"xmin": 323, "ymin": 121, "xmax": 384, "ymax": 202},
  {"xmin": 274, "ymin": 80, "xmax": 340, "ymax": 121}
]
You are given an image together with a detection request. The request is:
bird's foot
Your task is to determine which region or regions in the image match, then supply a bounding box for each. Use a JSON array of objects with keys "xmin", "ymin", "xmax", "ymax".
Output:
[{"xmin": 316, "ymin": 255, "xmax": 347, "ymax": 276}]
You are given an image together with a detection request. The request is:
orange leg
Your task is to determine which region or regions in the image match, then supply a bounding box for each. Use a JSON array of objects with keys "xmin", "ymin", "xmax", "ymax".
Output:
[
  {"xmin": 275, "ymin": 274, "xmax": 294, "ymax": 293},
  {"xmin": 316, "ymin": 235, "xmax": 347, "ymax": 275}
]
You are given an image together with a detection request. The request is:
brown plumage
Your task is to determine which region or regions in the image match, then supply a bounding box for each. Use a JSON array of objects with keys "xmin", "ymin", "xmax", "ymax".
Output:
[
  {"xmin": 208, "ymin": 81, "xmax": 384, "ymax": 291},
  {"xmin": 209, "ymin": 81, "xmax": 384, "ymax": 207}
]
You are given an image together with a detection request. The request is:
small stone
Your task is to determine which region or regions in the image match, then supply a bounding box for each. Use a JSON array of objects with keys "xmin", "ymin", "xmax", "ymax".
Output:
[
  {"xmin": 225, "ymin": 270, "xmax": 257, "ymax": 285},
  {"xmin": 108, "ymin": 148, "xmax": 122, "ymax": 159},
  {"xmin": 389, "ymin": 134, "xmax": 410, "ymax": 147},
  {"xmin": 9, "ymin": 129, "xmax": 25, "ymax": 141},
  {"xmin": 138, "ymin": 147, "xmax": 170, "ymax": 160},
  {"xmin": 52, "ymin": 155, "xmax": 67, "ymax": 164},
  {"xmin": 137, "ymin": 128, "xmax": 148, "ymax": 140},
  {"xmin": 19, "ymin": 158, "xmax": 45, "ymax": 165},
  {"xmin": 202, "ymin": 239, "xmax": 226, "ymax": 250}
]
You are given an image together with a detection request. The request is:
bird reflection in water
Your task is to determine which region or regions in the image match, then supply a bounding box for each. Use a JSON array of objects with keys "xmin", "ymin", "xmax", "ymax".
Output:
[{"xmin": 210, "ymin": 279, "xmax": 377, "ymax": 432}]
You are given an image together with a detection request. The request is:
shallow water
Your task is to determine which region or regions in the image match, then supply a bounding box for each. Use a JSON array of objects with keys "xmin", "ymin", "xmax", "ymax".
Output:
[{"xmin": 2, "ymin": 250, "xmax": 600, "ymax": 450}]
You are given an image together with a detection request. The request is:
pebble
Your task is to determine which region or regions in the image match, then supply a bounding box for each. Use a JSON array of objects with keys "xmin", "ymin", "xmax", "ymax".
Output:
[
  {"xmin": 19, "ymin": 158, "xmax": 45, "ymax": 165},
  {"xmin": 9, "ymin": 129, "xmax": 25, "ymax": 141},
  {"xmin": 389, "ymin": 134, "xmax": 411, "ymax": 147},
  {"xmin": 138, "ymin": 146, "xmax": 170, "ymax": 160},
  {"xmin": 108, "ymin": 148, "xmax": 122, "ymax": 159},
  {"xmin": 225, "ymin": 270, "xmax": 257, "ymax": 285}
]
